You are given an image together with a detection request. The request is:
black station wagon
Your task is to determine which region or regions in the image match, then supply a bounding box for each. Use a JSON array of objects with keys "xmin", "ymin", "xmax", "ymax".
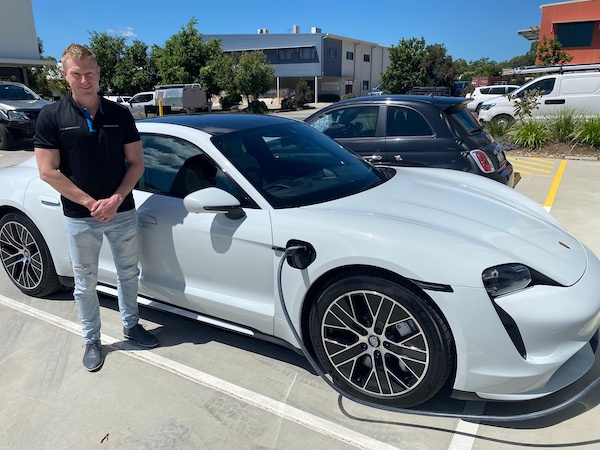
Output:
[{"xmin": 304, "ymin": 95, "xmax": 516, "ymax": 187}]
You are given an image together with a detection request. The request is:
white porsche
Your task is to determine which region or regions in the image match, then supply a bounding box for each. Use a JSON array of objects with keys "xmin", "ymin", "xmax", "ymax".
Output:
[{"xmin": 1, "ymin": 114, "xmax": 599, "ymax": 408}]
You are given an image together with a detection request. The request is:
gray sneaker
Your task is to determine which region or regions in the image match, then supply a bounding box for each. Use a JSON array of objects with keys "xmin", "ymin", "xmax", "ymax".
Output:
[
  {"xmin": 83, "ymin": 340, "xmax": 103, "ymax": 371},
  {"xmin": 124, "ymin": 324, "xmax": 159, "ymax": 348}
]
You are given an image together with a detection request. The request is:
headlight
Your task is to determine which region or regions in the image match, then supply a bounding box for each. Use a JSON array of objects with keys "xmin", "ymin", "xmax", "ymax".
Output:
[
  {"xmin": 480, "ymin": 103, "xmax": 495, "ymax": 111},
  {"xmin": 7, "ymin": 110, "xmax": 30, "ymax": 121},
  {"xmin": 482, "ymin": 264, "xmax": 532, "ymax": 297}
]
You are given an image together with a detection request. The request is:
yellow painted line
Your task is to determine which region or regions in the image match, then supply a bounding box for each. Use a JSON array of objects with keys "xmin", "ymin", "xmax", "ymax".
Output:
[
  {"xmin": 543, "ymin": 160, "xmax": 567, "ymax": 212},
  {"xmin": 512, "ymin": 165, "xmax": 552, "ymax": 174},
  {"xmin": 511, "ymin": 158, "xmax": 556, "ymax": 168}
]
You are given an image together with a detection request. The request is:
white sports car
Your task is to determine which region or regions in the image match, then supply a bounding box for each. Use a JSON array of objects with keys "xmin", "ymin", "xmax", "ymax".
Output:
[{"xmin": 1, "ymin": 114, "xmax": 599, "ymax": 408}]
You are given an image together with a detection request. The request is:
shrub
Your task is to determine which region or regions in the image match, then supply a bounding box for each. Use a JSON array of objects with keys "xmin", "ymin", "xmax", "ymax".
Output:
[
  {"xmin": 572, "ymin": 116, "xmax": 600, "ymax": 147},
  {"xmin": 508, "ymin": 119, "xmax": 550, "ymax": 149},
  {"xmin": 484, "ymin": 120, "xmax": 512, "ymax": 140},
  {"xmin": 220, "ymin": 93, "xmax": 242, "ymax": 111},
  {"xmin": 245, "ymin": 100, "xmax": 269, "ymax": 114},
  {"xmin": 341, "ymin": 92, "xmax": 357, "ymax": 101},
  {"xmin": 281, "ymin": 96, "xmax": 295, "ymax": 110},
  {"xmin": 550, "ymin": 109, "xmax": 578, "ymax": 143},
  {"xmin": 295, "ymin": 80, "xmax": 313, "ymax": 108}
]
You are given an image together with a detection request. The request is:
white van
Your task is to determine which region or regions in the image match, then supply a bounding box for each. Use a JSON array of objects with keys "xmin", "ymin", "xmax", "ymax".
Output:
[
  {"xmin": 478, "ymin": 71, "xmax": 600, "ymax": 125},
  {"xmin": 128, "ymin": 84, "xmax": 209, "ymax": 119}
]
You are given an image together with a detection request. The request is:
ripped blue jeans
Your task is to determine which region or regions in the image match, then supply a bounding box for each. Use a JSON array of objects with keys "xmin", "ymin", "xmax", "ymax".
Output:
[{"xmin": 64, "ymin": 209, "xmax": 141, "ymax": 343}]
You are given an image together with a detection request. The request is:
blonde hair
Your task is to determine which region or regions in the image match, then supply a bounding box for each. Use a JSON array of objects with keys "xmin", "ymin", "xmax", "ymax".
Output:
[{"xmin": 61, "ymin": 44, "xmax": 97, "ymax": 69}]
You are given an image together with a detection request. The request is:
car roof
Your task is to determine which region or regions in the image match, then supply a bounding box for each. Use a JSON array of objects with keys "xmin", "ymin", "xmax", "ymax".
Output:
[
  {"xmin": 140, "ymin": 113, "xmax": 296, "ymax": 136},
  {"xmin": 329, "ymin": 94, "xmax": 469, "ymax": 108}
]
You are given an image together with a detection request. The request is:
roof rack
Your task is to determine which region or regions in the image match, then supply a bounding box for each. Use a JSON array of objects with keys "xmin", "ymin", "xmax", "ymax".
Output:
[{"xmin": 501, "ymin": 62, "xmax": 600, "ymax": 76}]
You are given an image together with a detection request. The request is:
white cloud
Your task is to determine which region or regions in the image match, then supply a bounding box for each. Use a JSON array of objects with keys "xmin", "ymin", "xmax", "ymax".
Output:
[{"xmin": 107, "ymin": 27, "xmax": 137, "ymax": 38}]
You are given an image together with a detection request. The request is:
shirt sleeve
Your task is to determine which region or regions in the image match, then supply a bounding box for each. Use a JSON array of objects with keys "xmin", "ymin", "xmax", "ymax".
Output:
[
  {"xmin": 33, "ymin": 105, "xmax": 59, "ymax": 149},
  {"xmin": 122, "ymin": 107, "xmax": 141, "ymax": 145}
]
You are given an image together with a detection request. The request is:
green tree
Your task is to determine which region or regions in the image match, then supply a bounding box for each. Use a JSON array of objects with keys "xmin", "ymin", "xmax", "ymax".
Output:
[
  {"xmin": 469, "ymin": 57, "xmax": 502, "ymax": 76},
  {"xmin": 536, "ymin": 36, "xmax": 574, "ymax": 66},
  {"xmin": 234, "ymin": 51, "xmax": 275, "ymax": 103},
  {"xmin": 87, "ymin": 32, "xmax": 126, "ymax": 93},
  {"xmin": 199, "ymin": 39, "xmax": 226, "ymax": 106},
  {"xmin": 381, "ymin": 37, "xmax": 426, "ymax": 94},
  {"xmin": 421, "ymin": 43, "xmax": 457, "ymax": 88},
  {"xmin": 151, "ymin": 17, "xmax": 216, "ymax": 84},
  {"xmin": 113, "ymin": 39, "xmax": 158, "ymax": 94},
  {"xmin": 26, "ymin": 38, "xmax": 60, "ymax": 98}
]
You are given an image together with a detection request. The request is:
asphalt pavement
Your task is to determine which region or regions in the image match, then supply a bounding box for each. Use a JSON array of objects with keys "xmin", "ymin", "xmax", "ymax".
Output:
[{"xmin": 1, "ymin": 113, "xmax": 600, "ymax": 449}]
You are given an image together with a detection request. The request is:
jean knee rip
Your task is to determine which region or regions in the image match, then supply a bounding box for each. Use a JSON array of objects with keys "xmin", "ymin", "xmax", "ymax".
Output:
[{"xmin": 73, "ymin": 264, "xmax": 93, "ymax": 275}]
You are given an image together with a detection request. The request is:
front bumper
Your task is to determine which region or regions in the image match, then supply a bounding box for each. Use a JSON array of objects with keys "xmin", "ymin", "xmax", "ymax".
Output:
[
  {"xmin": 430, "ymin": 245, "xmax": 600, "ymax": 401},
  {"xmin": 1, "ymin": 120, "xmax": 35, "ymax": 138}
]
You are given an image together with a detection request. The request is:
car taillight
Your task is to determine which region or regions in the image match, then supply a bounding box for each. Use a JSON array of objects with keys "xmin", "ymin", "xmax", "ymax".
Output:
[{"xmin": 470, "ymin": 149, "xmax": 495, "ymax": 173}]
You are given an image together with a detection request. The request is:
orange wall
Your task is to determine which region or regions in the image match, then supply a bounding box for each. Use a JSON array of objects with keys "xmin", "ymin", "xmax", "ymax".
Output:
[{"xmin": 539, "ymin": 0, "xmax": 600, "ymax": 64}]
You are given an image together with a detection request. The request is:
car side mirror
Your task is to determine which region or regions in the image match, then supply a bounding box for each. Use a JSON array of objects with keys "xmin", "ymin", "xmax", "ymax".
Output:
[{"xmin": 183, "ymin": 187, "xmax": 245, "ymax": 220}]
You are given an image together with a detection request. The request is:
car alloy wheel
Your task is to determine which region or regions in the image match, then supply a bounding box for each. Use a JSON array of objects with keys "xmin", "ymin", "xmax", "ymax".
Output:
[
  {"xmin": 0, "ymin": 213, "xmax": 62, "ymax": 297},
  {"xmin": 309, "ymin": 270, "xmax": 454, "ymax": 407}
]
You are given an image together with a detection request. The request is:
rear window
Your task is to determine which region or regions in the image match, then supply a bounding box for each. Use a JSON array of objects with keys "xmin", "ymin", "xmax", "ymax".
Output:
[{"xmin": 446, "ymin": 106, "xmax": 485, "ymax": 137}]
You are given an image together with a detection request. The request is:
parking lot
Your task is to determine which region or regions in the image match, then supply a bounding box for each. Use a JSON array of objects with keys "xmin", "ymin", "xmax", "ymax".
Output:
[{"xmin": 1, "ymin": 123, "xmax": 600, "ymax": 449}]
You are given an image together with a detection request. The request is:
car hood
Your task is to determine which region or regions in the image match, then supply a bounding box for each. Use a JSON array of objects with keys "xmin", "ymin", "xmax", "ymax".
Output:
[
  {"xmin": 0, "ymin": 99, "xmax": 51, "ymax": 110},
  {"xmin": 305, "ymin": 167, "xmax": 586, "ymax": 287}
]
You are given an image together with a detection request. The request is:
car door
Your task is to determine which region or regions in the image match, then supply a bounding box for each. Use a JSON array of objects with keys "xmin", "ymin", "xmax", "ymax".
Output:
[
  {"xmin": 130, "ymin": 133, "xmax": 276, "ymax": 334},
  {"xmin": 308, "ymin": 105, "xmax": 386, "ymax": 163},
  {"xmin": 516, "ymin": 76, "xmax": 558, "ymax": 118},
  {"xmin": 383, "ymin": 105, "xmax": 465, "ymax": 169}
]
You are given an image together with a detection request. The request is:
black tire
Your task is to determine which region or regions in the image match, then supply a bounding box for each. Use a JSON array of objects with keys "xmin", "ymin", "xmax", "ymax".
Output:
[
  {"xmin": 0, "ymin": 124, "xmax": 15, "ymax": 150},
  {"xmin": 0, "ymin": 212, "xmax": 63, "ymax": 297},
  {"xmin": 309, "ymin": 270, "xmax": 454, "ymax": 407}
]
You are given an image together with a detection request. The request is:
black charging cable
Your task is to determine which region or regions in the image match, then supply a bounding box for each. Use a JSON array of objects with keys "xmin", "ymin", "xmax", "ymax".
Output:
[{"xmin": 276, "ymin": 244, "xmax": 600, "ymax": 422}]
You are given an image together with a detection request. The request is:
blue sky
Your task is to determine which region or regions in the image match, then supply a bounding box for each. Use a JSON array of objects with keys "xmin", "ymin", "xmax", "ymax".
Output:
[{"xmin": 31, "ymin": 0, "xmax": 549, "ymax": 64}]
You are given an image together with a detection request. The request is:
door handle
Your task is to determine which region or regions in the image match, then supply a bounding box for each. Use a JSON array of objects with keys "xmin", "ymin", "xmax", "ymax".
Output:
[{"xmin": 545, "ymin": 99, "xmax": 565, "ymax": 105}]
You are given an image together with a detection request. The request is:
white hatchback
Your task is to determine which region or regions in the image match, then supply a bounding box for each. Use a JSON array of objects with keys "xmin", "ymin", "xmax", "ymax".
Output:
[{"xmin": 467, "ymin": 85, "xmax": 519, "ymax": 112}]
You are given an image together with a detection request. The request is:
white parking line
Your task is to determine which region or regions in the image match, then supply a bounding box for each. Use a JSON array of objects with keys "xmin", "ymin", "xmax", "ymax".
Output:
[
  {"xmin": 447, "ymin": 401, "xmax": 486, "ymax": 450},
  {"xmin": 0, "ymin": 293, "xmax": 400, "ymax": 450}
]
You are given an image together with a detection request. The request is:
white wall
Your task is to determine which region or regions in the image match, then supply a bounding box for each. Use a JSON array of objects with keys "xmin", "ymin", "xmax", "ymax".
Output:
[{"xmin": 0, "ymin": 0, "xmax": 41, "ymax": 59}]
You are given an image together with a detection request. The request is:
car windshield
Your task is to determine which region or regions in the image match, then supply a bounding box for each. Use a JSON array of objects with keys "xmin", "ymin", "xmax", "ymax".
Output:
[
  {"xmin": 0, "ymin": 84, "xmax": 40, "ymax": 101},
  {"xmin": 212, "ymin": 121, "xmax": 388, "ymax": 208}
]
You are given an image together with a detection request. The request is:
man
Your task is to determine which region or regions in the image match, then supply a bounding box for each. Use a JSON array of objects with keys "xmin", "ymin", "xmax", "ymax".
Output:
[{"xmin": 34, "ymin": 44, "xmax": 159, "ymax": 371}]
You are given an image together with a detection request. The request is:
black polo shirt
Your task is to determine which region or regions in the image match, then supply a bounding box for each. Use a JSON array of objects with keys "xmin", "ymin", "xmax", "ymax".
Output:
[{"xmin": 34, "ymin": 96, "xmax": 141, "ymax": 218}]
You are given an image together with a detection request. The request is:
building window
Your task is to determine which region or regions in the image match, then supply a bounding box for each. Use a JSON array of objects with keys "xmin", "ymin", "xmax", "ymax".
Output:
[
  {"xmin": 363, "ymin": 54, "xmax": 370, "ymax": 62},
  {"xmin": 346, "ymin": 51, "xmax": 354, "ymax": 60},
  {"xmin": 327, "ymin": 48, "xmax": 338, "ymax": 58},
  {"xmin": 556, "ymin": 21, "xmax": 594, "ymax": 47},
  {"xmin": 299, "ymin": 47, "xmax": 316, "ymax": 60},
  {"xmin": 278, "ymin": 49, "xmax": 293, "ymax": 61},
  {"xmin": 363, "ymin": 81, "xmax": 369, "ymax": 90}
]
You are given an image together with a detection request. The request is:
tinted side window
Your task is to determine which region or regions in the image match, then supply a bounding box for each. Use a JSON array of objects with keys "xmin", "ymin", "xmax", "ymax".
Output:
[
  {"xmin": 479, "ymin": 88, "xmax": 490, "ymax": 94},
  {"xmin": 489, "ymin": 87, "xmax": 505, "ymax": 95},
  {"xmin": 386, "ymin": 107, "xmax": 433, "ymax": 136},
  {"xmin": 522, "ymin": 78, "xmax": 556, "ymax": 96},
  {"xmin": 310, "ymin": 106, "xmax": 379, "ymax": 138},
  {"xmin": 139, "ymin": 134, "xmax": 248, "ymax": 203}
]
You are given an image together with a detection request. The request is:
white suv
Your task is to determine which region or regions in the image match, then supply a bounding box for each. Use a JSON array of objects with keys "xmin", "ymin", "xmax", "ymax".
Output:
[{"xmin": 466, "ymin": 85, "xmax": 519, "ymax": 112}]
